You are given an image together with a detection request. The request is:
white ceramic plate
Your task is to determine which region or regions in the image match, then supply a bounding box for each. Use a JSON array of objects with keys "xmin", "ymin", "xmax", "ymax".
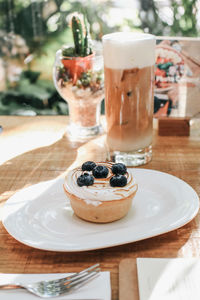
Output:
[{"xmin": 2, "ymin": 169, "xmax": 199, "ymax": 252}]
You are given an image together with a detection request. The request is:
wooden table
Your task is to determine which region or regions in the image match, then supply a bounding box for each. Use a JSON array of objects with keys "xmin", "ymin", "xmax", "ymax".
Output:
[{"xmin": 0, "ymin": 116, "xmax": 200, "ymax": 300}]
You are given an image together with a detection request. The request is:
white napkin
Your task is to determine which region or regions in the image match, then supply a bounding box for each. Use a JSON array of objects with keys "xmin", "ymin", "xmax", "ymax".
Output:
[
  {"xmin": 137, "ymin": 258, "xmax": 200, "ymax": 300},
  {"xmin": 0, "ymin": 272, "xmax": 111, "ymax": 300}
]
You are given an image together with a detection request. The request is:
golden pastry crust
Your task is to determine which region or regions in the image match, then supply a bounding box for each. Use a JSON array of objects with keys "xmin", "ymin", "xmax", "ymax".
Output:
[
  {"xmin": 63, "ymin": 162, "xmax": 138, "ymax": 223},
  {"xmin": 63, "ymin": 184, "xmax": 137, "ymax": 223}
]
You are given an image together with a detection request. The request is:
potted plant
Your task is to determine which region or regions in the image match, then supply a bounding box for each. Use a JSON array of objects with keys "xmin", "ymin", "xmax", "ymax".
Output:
[
  {"xmin": 53, "ymin": 13, "xmax": 104, "ymax": 141},
  {"xmin": 62, "ymin": 15, "xmax": 93, "ymax": 82}
]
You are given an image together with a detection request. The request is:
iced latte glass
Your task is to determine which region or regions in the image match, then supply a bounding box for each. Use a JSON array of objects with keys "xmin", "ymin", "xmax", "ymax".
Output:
[{"xmin": 102, "ymin": 32, "xmax": 155, "ymax": 166}]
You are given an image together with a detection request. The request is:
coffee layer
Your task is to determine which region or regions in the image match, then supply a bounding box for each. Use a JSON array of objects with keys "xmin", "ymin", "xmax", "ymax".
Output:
[{"xmin": 105, "ymin": 65, "xmax": 154, "ymax": 152}]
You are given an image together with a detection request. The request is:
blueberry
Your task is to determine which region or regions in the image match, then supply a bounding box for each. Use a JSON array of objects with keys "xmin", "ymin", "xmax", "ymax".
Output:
[
  {"xmin": 77, "ymin": 173, "xmax": 94, "ymax": 187},
  {"xmin": 92, "ymin": 165, "xmax": 109, "ymax": 178},
  {"xmin": 111, "ymin": 163, "xmax": 127, "ymax": 175},
  {"xmin": 110, "ymin": 175, "xmax": 127, "ymax": 187},
  {"xmin": 82, "ymin": 161, "xmax": 96, "ymax": 171}
]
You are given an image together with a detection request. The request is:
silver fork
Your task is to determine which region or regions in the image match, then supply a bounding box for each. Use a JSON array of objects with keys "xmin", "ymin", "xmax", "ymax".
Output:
[{"xmin": 0, "ymin": 263, "xmax": 100, "ymax": 298}]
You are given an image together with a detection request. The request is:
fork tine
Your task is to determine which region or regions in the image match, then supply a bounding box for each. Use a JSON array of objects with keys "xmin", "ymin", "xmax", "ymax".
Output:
[
  {"xmin": 61, "ymin": 264, "xmax": 100, "ymax": 284},
  {"xmin": 69, "ymin": 268, "xmax": 100, "ymax": 287},
  {"xmin": 75, "ymin": 263, "xmax": 100, "ymax": 275},
  {"xmin": 47, "ymin": 263, "xmax": 100, "ymax": 286},
  {"xmin": 59, "ymin": 268, "xmax": 100, "ymax": 294},
  {"xmin": 65, "ymin": 263, "xmax": 100, "ymax": 280},
  {"xmin": 67, "ymin": 267, "xmax": 101, "ymax": 288}
]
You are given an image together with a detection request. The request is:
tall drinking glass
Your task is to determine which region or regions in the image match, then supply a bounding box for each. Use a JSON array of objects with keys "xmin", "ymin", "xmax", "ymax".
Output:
[{"xmin": 102, "ymin": 32, "xmax": 155, "ymax": 166}]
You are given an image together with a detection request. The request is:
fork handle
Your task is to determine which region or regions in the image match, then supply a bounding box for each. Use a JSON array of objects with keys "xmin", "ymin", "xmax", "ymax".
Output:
[{"xmin": 0, "ymin": 284, "xmax": 22, "ymax": 290}]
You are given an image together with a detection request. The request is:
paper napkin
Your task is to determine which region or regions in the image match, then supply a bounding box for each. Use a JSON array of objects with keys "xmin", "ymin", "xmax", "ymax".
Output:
[
  {"xmin": 0, "ymin": 271, "xmax": 111, "ymax": 300},
  {"xmin": 137, "ymin": 258, "xmax": 200, "ymax": 300}
]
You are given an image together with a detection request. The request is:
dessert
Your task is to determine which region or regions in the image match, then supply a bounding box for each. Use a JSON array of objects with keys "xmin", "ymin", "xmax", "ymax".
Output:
[{"xmin": 63, "ymin": 161, "xmax": 138, "ymax": 223}]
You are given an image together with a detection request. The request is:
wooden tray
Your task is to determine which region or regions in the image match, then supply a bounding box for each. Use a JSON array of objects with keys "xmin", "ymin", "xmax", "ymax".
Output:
[{"xmin": 119, "ymin": 258, "xmax": 139, "ymax": 300}]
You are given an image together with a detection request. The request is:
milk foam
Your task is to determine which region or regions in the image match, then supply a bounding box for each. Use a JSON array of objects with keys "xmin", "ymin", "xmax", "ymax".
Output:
[{"xmin": 102, "ymin": 32, "xmax": 155, "ymax": 69}]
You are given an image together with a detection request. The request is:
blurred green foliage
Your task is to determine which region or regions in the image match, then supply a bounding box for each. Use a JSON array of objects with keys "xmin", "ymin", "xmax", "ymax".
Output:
[
  {"xmin": 0, "ymin": 70, "xmax": 68, "ymax": 115},
  {"xmin": 0, "ymin": 0, "xmax": 199, "ymax": 115},
  {"xmin": 138, "ymin": 0, "xmax": 199, "ymax": 36}
]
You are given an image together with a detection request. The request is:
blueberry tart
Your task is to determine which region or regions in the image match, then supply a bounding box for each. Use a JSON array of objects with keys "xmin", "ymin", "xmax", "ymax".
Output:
[{"xmin": 63, "ymin": 162, "xmax": 138, "ymax": 223}]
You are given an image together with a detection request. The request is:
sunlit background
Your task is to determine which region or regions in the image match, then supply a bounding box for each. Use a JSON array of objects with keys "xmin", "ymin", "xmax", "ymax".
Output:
[{"xmin": 0, "ymin": 0, "xmax": 200, "ymax": 116}]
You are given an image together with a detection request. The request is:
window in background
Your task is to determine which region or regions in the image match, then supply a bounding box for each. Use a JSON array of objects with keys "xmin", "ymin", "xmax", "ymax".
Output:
[{"xmin": 0, "ymin": 0, "xmax": 199, "ymax": 116}]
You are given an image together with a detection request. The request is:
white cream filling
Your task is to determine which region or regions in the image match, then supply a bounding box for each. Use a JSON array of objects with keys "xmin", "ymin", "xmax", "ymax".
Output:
[{"xmin": 64, "ymin": 162, "xmax": 138, "ymax": 206}]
